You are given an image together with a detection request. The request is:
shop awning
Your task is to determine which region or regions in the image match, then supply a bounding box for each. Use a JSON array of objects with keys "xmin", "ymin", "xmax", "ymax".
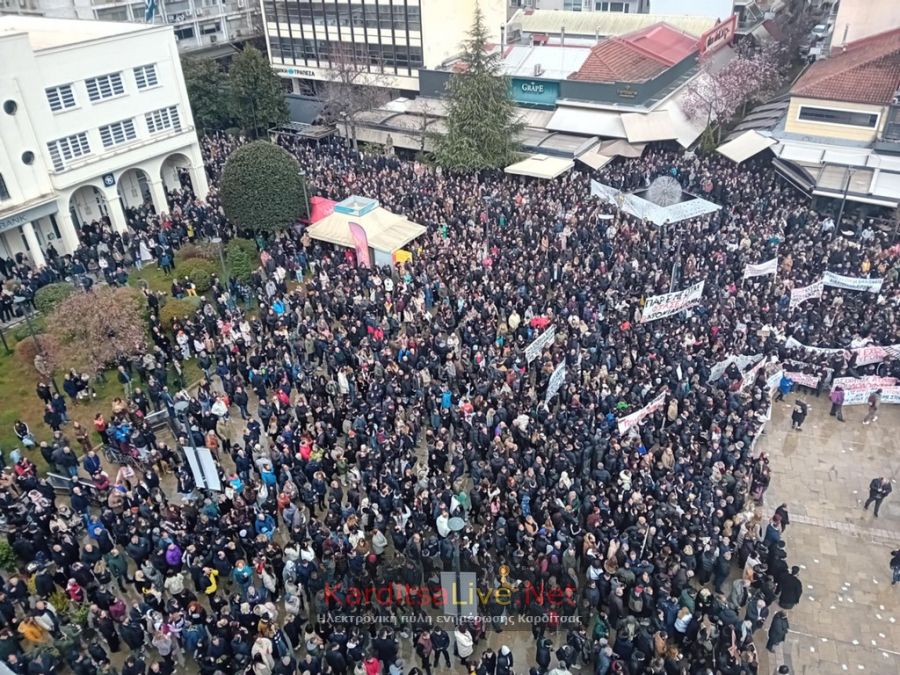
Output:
[
  {"xmin": 772, "ymin": 158, "xmax": 815, "ymax": 193},
  {"xmin": 621, "ymin": 111, "xmax": 678, "ymax": 143},
  {"xmin": 716, "ymin": 130, "xmax": 776, "ymax": 163},
  {"xmin": 576, "ymin": 144, "xmax": 614, "ymax": 170},
  {"xmin": 505, "ymin": 154, "xmax": 575, "ymax": 179},
  {"xmin": 600, "ymin": 139, "xmax": 646, "ymax": 158},
  {"xmin": 546, "ymin": 107, "xmax": 628, "ymax": 138},
  {"xmin": 307, "ymin": 207, "xmax": 426, "ymax": 253}
]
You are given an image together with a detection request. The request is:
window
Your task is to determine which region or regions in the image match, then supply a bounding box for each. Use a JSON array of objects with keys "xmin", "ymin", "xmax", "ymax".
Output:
[
  {"xmin": 0, "ymin": 173, "xmax": 9, "ymax": 201},
  {"xmin": 46, "ymin": 84, "xmax": 76, "ymax": 112},
  {"xmin": 99, "ymin": 119, "xmax": 137, "ymax": 148},
  {"xmin": 174, "ymin": 26, "xmax": 195, "ymax": 41},
  {"xmin": 85, "ymin": 72, "xmax": 125, "ymax": 102},
  {"xmin": 595, "ymin": 2, "xmax": 609, "ymax": 9},
  {"xmin": 46, "ymin": 132, "xmax": 91, "ymax": 171},
  {"xmin": 145, "ymin": 106, "xmax": 182, "ymax": 134},
  {"xmin": 610, "ymin": 2, "xmax": 625, "ymax": 11},
  {"xmin": 798, "ymin": 106, "xmax": 878, "ymax": 128},
  {"xmin": 133, "ymin": 64, "xmax": 159, "ymax": 90}
]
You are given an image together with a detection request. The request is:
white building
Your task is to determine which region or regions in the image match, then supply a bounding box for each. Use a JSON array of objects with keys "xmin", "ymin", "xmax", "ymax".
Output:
[
  {"xmin": 263, "ymin": 0, "xmax": 508, "ymax": 94},
  {"xmin": 0, "ymin": 16, "xmax": 209, "ymax": 267},
  {"xmin": 0, "ymin": 0, "xmax": 262, "ymax": 56}
]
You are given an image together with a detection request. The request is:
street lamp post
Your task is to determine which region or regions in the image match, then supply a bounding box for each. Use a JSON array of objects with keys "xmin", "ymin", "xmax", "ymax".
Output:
[
  {"xmin": 209, "ymin": 236, "xmax": 228, "ymax": 282},
  {"xmin": 448, "ymin": 516, "xmax": 466, "ymax": 625},
  {"xmin": 298, "ymin": 169, "xmax": 310, "ymax": 222},
  {"xmin": 835, "ymin": 167, "xmax": 857, "ymax": 232}
]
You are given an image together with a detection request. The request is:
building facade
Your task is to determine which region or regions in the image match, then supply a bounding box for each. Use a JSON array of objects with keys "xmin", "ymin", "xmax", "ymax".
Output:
[
  {"xmin": 0, "ymin": 16, "xmax": 209, "ymax": 267},
  {"xmin": 0, "ymin": 0, "xmax": 262, "ymax": 55},
  {"xmin": 263, "ymin": 0, "xmax": 507, "ymax": 93}
]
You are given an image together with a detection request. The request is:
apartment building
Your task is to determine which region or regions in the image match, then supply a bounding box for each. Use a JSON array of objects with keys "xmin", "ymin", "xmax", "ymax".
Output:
[
  {"xmin": 263, "ymin": 0, "xmax": 508, "ymax": 93},
  {"xmin": 0, "ymin": 16, "xmax": 208, "ymax": 267},
  {"xmin": 0, "ymin": 0, "xmax": 262, "ymax": 55}
]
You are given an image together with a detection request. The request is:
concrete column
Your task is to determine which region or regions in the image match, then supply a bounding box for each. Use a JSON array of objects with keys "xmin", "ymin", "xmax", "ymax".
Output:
[
  {"xmin": 22, "ymin": 221, "xmax": 46, "ymax": 268},
  {"xmin": 191, "ymin": 164, "xmax": 210, "ymax": 201},
  {"xmin": 56, "ymin": 208, "xmax": 81, "ymax": 254},
  {"xmin": 150, "ymin": 180, "xmax": 170, "ymax": 216},
  {"xmin": 104, "ymin": 190, "xmax": 129, "ymax": 234}
]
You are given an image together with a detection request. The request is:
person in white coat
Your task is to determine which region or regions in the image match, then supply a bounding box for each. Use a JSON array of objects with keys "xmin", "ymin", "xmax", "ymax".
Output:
[{"xmin": 454, "ymin": 626, "xmax": 473, "ymax": 666}]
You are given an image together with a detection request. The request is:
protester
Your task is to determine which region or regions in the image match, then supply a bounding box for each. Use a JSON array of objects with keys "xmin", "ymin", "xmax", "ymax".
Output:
[{"xmin": 864, "ymin": 476, "xmax": 893, "ymax": 517}]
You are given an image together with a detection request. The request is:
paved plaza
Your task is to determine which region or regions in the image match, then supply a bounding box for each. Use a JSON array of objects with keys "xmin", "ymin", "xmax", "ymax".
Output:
[{"xmin": 758, "ymin": 395, "xmax": 900, "ymax": 674}]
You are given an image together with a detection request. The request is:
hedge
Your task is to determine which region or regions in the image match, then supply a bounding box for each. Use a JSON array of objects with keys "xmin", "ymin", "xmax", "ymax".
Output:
[
  {"xmin": 158, "ymin": 296, "xmax": 202, "ymax": 330},
  {"xmin": 33, "ymin": 283, "xmax": 76, "ymax": 314},
  {"xmin": 178, "ymin": 259, "xmax": 217, "ymax": 293},
  {"xmin": 177, "ymin": 242, "xmax": 219, "ymax": 263}
]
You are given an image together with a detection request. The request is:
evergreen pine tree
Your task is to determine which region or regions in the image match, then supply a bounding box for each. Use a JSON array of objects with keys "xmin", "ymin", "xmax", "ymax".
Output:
[{"xmin": 433, "ymin": 4, "xmax": 523, "ymax": 171}]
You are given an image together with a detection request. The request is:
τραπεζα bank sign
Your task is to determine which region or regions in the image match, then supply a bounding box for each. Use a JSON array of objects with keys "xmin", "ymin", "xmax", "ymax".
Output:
[{"xmin": 510, "ymin": 78, "xmax": 558, "ymax": 106}]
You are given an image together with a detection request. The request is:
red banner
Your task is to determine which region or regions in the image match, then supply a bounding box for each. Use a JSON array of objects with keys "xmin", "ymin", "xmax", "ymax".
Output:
[{"xmin": 348, "ymin": 221, "xmax": 371, "ymax": 268}]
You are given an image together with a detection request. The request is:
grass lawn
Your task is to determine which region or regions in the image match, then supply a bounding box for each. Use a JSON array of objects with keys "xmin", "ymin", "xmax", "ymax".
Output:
[{"xmin": 0, "ymin": 264, "xmax": 209, "ymax": 470}]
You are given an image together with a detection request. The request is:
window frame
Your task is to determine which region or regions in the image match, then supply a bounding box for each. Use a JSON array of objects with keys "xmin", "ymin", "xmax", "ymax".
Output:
[
  {"xmin": 133, "ymin": 64, "xmax": 160, "ymax": 90},
  {"xmin": 797, "ymin": 105, "xmax": 880, "ymax": 129},
  {"xmin": 85, "ymin": 72, "xmax": 126, "ymax": 103},
  {"xmin": 46, "ymin": 132, "xmax": 92, "ymax": 172},
  {"xmin": 98, "ymin": 118, "xmax": 138, "ymax": 149},
  {"xmin": 45, "ymin": 83, "xmax": 78, "ymax": 113}
]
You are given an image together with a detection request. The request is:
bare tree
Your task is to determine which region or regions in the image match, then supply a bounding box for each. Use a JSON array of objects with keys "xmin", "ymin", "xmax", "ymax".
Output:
[{"xmin": 317, "ymin": 44, "xmax": 395, "ymax": 151}]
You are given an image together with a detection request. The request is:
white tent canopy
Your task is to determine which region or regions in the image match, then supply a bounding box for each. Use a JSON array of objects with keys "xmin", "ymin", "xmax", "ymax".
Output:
[
  {"xmin": 717, "ymin": 130, "xmax": 776, "ymax": 163},
  {"xmin": 576, "ymin": 144, "xmax": 614, "ymax": 170},
  {"xmin": 505, "ymin": 154, "xmax": 575, "ymax": 179},
  {"xmin": 590, "ymin": 180, "xmax": 721, "ymax": 226},
  {"xmin": 307, "ymin": 204, "xmax": 426, "ymax": 254}
]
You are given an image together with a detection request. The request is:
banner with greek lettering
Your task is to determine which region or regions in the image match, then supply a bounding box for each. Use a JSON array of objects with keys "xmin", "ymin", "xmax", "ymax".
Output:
[
  {"xmin": 831, "ymin": 375, "xmax": 898, "ymax": 392},
  {"xmin": 784, "ymin": 371, "xmax": 820, "ymax": 389},
  {"xmin": 545, "ymin": 361, "xmax": 567, "ymax": 404},
  {"xmin": 850, "ymin": 344, "xmax": 900, "ymax": 367},
  {"xmin": 789, "ymin": 280, "xmax": 824, "ymax": 308},
  {"xmin": 836, "ymin": 384, "xmax": 900, "ymax": 406},
  {"xmin": 823, "ymin": 271, "xmax": 883, "ymax": 294},
  {"xmin": 640, "ymin": 281, "xmax": 705, "ymax": 323},
  {"xmin": 739, "ymin": 357, "xmax": 768, "ymax": 391},
  {"xmin": 617, "ymin": 391, "xmax": 667, "ymax": 435},
  {"xmin": 708, "ymin": 354, "xmax": 763, "ymax": 383},
  {"xmin": 743, "ymin": 257, "xmax": 777, "ymax": 279},
  {"xmin": 525, "ymin": 325, "xmax": 556, "ymax": 364},
  {"xmin": 766, "ymin": 369, "xmax": 784, "ymax": 393}
]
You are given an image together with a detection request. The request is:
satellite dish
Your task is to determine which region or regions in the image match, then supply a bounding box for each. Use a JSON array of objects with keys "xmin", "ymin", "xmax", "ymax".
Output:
[{"xmin": 448, "ymin": 517, "xmax": 466, "ymax": 532}]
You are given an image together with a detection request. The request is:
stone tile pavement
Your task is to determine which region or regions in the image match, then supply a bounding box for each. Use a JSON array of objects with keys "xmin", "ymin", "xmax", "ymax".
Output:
[{"xmin": 756, "ymin": 396, "xmax": 900, "ymax": 675}]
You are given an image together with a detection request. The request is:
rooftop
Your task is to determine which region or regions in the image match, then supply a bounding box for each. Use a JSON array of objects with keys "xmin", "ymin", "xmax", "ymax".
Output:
[
  {"xmin": 0, "ymin": 16, "xmax": 152, "ymax": 51},
  {"xmin": 569, "ymin": 23, "xmax": 697, "ymax": 84},
  {"xmin": 790, "ymin": 27, "xmax": 900, "ymax": 106},
  {"xmin": 511, "ymin": 8, "xmax": 717, "ymax": 39},
  {"xmin": 500, "ymin": 44, "xmax": 592, "ymax": 80}
]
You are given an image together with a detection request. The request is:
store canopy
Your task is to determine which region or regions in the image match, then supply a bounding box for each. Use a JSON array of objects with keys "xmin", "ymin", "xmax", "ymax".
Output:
[
  {"xmin": 600, "ymin": 139, "xmax": 646, "ymax": 158},
  {"xmin": 546, "ymin": 107, "xmax": 628, "ymax": 138},
  {"xmin": 307, "ymin": 204, "xmax": 426, "ymax": 253},
  {"xmin": 716, "ymin": 130, "xmax": 776, "ymax": 163},
  {"xmin": 621, "ymin": 110, "xmax": 679, "ymax": 143},
  {"xmin": 505, "ymin": 154, "xmax": 575, "ymax": 179},
  {"xmin": 576, "ymin": 144, "xmax": 614, "ymax": 170},
  {"xmin": 308, "ymin": 196, "xmax": 337, "ymax": 224}
]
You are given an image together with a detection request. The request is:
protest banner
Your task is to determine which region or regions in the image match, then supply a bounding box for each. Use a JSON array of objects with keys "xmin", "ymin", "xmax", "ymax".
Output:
[
  {"xmin": 545, "ymin": 361, "xmax": 567, "ymax": 404},
  {"xmin": 525, "ymin": 325, "xmax": 556, "ymax": 364},
  {"xmin": 831, "ymin": 375, "xmax": 898, "ymax": 392},
  {"xmin": 823, "ymin": 271, "xmax": 883, "ymax": 294},
  {"xmin": 617, "ymin": 391, "xmax": 667, "ymax": 435},
  {"xmin": 850, "ymin": 344, "xmax": 900, "ymax": 367},
  {"xmin": 640, "ymin": 281, "xmax": 705, "ymax": 323},
  {"xmin": 840, "ymin": 386, "xmax": 900, "ymax": 406},
  {"xmin": 766, "ymin": 369, "xmax": 784, "ymax": 393},
  {"xmin": 743, "ymin": 257, "xmax": 777, "ymax": 279},
  {"xmin": 783, "ymin": 336, "xmax": 849, "ymax": 357},
  {"xmin": 739, "ymin": 357, "xmax": 768, "ymax": 391},
  {"xmin": 783, "ymin": 371, "xmax": 820, "ymax": 389},
  {"xmin": 708, "ymin": 354, "xmax": 763, "ymax": 383},
  {"xmin": 789, "ymin": 280, "xmax": 824, "ymax": 308}
]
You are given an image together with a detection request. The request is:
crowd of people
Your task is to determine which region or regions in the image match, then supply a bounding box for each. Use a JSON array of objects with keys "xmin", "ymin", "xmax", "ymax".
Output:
[{"xmin": 0, "ymin": 130, "xmax": 898, "ymax": 675}]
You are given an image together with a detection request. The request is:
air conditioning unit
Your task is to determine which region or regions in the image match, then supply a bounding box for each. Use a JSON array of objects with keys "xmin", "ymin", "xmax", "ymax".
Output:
[{"xmin": 210, "ymin": 34, "xmax": 217, "ymax": 43}]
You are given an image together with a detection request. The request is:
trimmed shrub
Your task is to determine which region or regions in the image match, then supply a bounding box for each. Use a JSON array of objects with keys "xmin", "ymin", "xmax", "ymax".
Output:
[
  {"xmin": 33, "ymin": 283, "xmax": 76, "ymax": 314},
  {"xmin": 177, "ymin": 242, "xmax": 219, "ymax": 263},
  {"xmin": 178, "ymin": 259, "xmax": 217, "ymax": 293},
  {"xmin": 219, "ymin": 141, "xmax": 308, "ymax": 232},
  {"xmin": 159, "ymin": 296, "xmax": 201, "ymax": 331}
]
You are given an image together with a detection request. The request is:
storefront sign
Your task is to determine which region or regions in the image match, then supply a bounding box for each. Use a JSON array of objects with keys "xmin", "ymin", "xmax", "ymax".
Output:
[
  {"xmin": 102, "ymin": 173, "xmax": 116, "ymax": 187},
  {"xmin": 616, "ymin": 86, "xmax": 638, "ymax": 99},
  {"xmin": 284, "ymin": 67, "xmax": 316, "ymax": 78},
  {"xmin": 510, "ymin": 78, "xmax": 559, "ymax": 106},
  {"xmin": 699, "ymin": 15, "xmax": 737, "ymax": 56},
  {"xmin": 0, "ymin": 198, "xmax": 58, "ymax": 233}
]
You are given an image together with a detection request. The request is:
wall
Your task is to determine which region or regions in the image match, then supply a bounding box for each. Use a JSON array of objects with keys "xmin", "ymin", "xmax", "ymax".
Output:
[
  {"xmin": 831, "ymin": 0, "xmax": 900, "ymax": 46},
  {"xmin": 421, "ymin": 0, "xmax": 506, "ymax": 71},
  {"xmin": 649, "ymin": 0, "xmax": 732, "ymax": 19},
  {"xmin": 785, "ymin": 96, "xmax": 886, "ymax": 143}
]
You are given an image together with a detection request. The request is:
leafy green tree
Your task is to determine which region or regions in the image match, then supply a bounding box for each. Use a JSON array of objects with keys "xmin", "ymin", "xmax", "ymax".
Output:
[
  {"xmin": 229, "ymin": 46, "xmax": 289, "ymax": 136},
  {"xmin": 182, "ymin": 57, "xmax": 234, "ymax": 132},
  {"xmin": 219, "ymin": 141, "xmax": 308, "ymax": 232},
  {"xmin": 433, "ymin": 4, "xmax": 523, "ymax": 171}
]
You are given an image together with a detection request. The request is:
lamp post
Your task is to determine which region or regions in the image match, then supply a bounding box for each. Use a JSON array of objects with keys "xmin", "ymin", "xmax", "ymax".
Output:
[
  {"xmin": 209, "ymin": 236, "xmax": 228, "ymax": 282},
  {"xmin": 298, "ymin": 169, "xmax": 310, "ymax": 222},
  {"xmin": 448, "ymin": 516, "xmax": 466, "ymax": 625},
  {"xmin": 14, "ymin": 296, "xmax": 60, "ymax": 395},
  {"xmin": 835, "ymin": 166, "xmax": 857, "ymax": 232}
]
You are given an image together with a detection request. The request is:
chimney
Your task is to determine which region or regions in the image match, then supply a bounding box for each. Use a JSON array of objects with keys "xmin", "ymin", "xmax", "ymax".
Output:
[
  {"xmin": 561, "ymin": 26, "xmax": 566, "ymax": 46},
  {"xmin": 841, "ymin": 24, "xmax": 849, "ymax": 49},
  {"xmin": 595, "ymin": 27, "xmax": 600, "ymax": 43},
  {"xmin": 501, "ymin": 24, "xmax": 506, "ymax": 45}
]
